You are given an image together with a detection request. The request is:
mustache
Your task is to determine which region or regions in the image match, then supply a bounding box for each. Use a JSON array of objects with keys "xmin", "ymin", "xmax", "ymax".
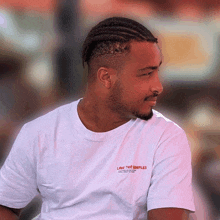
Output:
[{"xmin": 144, "ymin": 92, "xmax": 159, "ymax": 101}]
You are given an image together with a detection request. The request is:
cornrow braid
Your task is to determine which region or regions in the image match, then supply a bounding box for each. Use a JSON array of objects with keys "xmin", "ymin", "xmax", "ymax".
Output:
[{"xmin": 82, "ymin": 17, "xmax": 158, "ymax": 67}]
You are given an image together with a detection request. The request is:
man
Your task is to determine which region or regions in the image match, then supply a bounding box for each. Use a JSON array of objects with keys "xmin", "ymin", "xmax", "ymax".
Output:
[{"xmin": 0, "ymin": 17, "xmax": 195, "ymax": 219}]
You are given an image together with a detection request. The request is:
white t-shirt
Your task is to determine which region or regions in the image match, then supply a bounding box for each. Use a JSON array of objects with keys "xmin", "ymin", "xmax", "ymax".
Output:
[{"xmin": 0, "ymin": 99, "xmax": 195, "ymax": 220}]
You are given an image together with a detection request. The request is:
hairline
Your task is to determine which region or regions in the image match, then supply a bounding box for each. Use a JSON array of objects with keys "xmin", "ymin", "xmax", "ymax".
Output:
[{"xmin": 86, "ymin": 39, "xmax": 158, "ymax": 82}]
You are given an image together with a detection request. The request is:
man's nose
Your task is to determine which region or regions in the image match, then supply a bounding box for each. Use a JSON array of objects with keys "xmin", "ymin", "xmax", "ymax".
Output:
[{"xmin": 150, "ymin": 73, "xmax": 163, "ymax": 95}]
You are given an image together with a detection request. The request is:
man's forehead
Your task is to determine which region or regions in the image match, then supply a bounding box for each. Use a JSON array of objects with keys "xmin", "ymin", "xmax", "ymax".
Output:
[
  {"xmin": 138, "ymin": 60, "xmax": 163, "ymax": 72},
  {"xmin": 130, "ymin": 41, "xmax": 160, "ymax": 52},
  {"xmin": 127, "ymin": 41, "xmax": 162, "ymax": 63}
]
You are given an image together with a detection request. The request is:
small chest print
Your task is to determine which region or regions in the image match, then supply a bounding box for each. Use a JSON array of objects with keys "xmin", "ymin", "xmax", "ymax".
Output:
[{"xmin": 117, "ymin": 165, "xmax": 147, "ymax": 173}]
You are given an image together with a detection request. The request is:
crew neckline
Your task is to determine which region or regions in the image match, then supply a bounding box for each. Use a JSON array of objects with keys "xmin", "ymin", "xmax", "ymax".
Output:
[{"xmin": 72, "ymin": 99, "xmax": 136, "ymax": 141}]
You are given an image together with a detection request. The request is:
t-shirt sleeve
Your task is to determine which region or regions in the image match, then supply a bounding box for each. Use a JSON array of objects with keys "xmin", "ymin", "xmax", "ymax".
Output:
[
  {"xmin": 0, "ymin": 124, "xmax": 39, "ymax": 209},
  {"xmin": 147, "ymin": 124, "xmax": 195, "ymax": 212}
]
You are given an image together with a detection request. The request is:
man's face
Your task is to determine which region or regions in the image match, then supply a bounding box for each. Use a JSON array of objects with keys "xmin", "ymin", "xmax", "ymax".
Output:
[{"xmin": 108, "ymin": 41, "xmax": 163, "ymax": 121}]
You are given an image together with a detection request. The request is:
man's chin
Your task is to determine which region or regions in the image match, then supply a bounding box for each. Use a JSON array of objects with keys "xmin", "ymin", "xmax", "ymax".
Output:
[{"xmin": 133, "ymin": 110, "xmax": 153, "ymax": 121}]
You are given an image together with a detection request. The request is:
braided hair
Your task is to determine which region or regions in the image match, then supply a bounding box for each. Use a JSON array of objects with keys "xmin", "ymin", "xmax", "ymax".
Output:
[
  {"xmin": 82, "ymin": 17, "xmax": 157, "ymax": 64},
  {"xmin": 82, "ymin": 17, "xmax": 158, "ymax": 81}
]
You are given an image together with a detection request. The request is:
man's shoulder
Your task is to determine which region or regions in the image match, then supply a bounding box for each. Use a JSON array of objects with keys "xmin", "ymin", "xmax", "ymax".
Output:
[
  {"xmin": 23, "ymin": 99, "xmax": 79, "ymax": 132},
  {"xmin": 151, "ymin": 110, "xmax": 184, "ymax": 134}
]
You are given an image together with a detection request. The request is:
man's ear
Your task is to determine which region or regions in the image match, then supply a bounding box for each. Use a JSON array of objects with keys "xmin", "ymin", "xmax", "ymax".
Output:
[{"xmin": 97, "ymin": 67, "xmax": 116, "ymax": 89}]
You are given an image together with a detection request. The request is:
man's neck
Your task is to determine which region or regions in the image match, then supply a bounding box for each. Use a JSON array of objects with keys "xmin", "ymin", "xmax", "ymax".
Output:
[{"xmin": 77, "ymin": 97, "xmax": 130, "ymax": 132}]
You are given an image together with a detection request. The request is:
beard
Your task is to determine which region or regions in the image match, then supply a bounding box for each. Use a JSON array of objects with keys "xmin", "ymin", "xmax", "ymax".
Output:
[
  {"xmin": 132, "ymin": 109, "xmax": 153, "ymax": 121},
  {"xmin": 108, "ymin": 80, "xmax": 154, "ymax": 121}
]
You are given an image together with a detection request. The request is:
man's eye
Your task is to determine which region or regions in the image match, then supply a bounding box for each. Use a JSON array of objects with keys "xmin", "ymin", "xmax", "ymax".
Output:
[{"xmin": 142, "ymin": 72, "xmax": 153, "ymax": 76}]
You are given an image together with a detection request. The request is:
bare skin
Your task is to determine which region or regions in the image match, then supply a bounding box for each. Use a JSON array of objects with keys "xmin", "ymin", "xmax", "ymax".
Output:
[
  {"xmin": 0, "ymin": 205, "xmax": 22, "ymax": 220},
  {"xmin": 148, "ymin": 208, "xmax": 190, "ymax": 220},
  {"xmin": 78, "ymin": 41, "xmax": 163, "ymax": 132}
]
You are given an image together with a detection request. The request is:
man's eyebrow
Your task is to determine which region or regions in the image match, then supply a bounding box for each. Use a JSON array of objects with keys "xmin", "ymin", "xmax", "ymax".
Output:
[{"xmin": 138, "ymin": 60, "xmax": 162, "ymax": 72}]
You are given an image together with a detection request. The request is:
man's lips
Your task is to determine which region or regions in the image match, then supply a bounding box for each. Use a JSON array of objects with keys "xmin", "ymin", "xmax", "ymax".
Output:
[
  {"xmin": 145, "ymin": 97, "xmax": 157, "ymax": 101},
  {"xmin": 144, "ymin": 96, "xmax": 157, "ymax": 106}
]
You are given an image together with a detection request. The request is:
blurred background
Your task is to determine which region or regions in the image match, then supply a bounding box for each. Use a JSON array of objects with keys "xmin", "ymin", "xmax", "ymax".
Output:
[{"xmin": 0, "ymin": 0, "xmax": 220, "ymax": 219}]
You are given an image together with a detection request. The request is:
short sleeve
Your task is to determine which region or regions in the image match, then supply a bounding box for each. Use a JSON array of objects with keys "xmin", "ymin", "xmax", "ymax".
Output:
[
  {"xmin": 147, "ymin": 125, "xmax": 195, "ymax": 212},
  {"xmin": 0, "ymin": 124, "xmax": 39, "ymax": 209}
]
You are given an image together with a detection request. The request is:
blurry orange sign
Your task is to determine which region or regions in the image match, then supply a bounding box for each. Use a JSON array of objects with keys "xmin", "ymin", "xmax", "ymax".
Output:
[
  {"xmin": 148, "ymin": 20, "xmax": 215, "ymax": 81},
  {"xmin": 161, "ymin": 34, "xmax": 209, "ymax": 67},
  {"xmin": 0, "ymin": 0, "xmax": 56, "ymax": 12}
]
